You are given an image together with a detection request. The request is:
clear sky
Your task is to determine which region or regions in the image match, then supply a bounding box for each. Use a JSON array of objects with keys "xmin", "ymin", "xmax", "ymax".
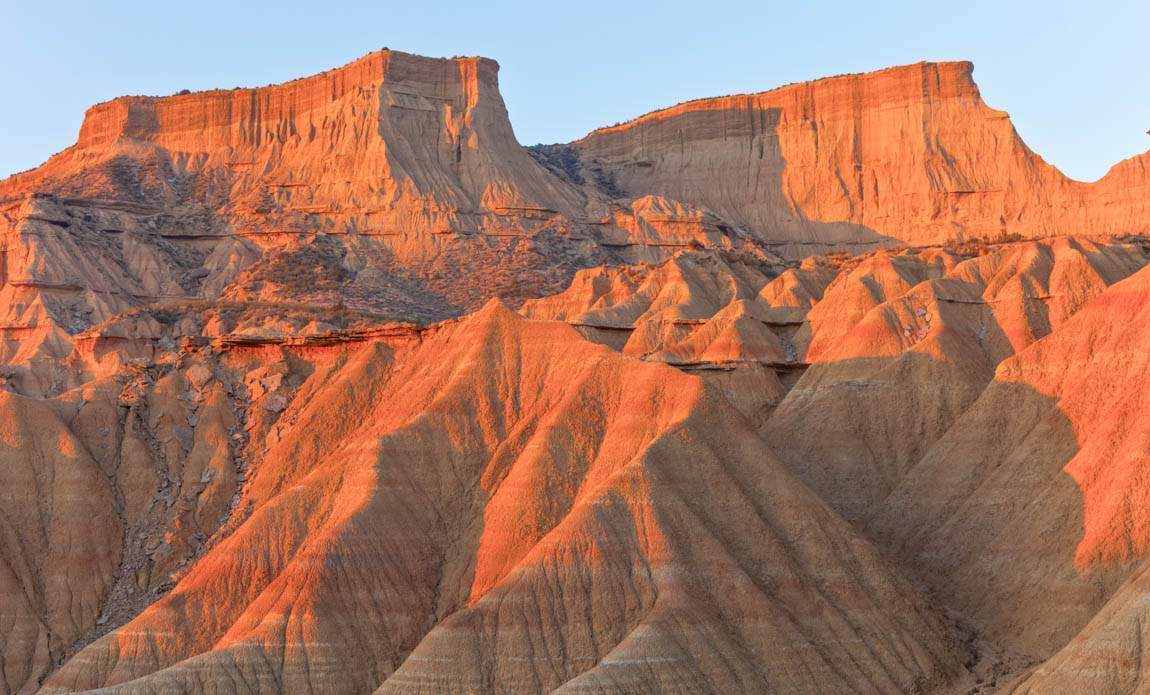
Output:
[{"xmin": 3, "ymin": 0, "xmax": 1147, "ymax": 181}]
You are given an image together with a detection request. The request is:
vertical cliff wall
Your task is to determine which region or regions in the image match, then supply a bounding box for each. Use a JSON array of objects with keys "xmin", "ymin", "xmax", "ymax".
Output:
[
  {"xmin": 13, "ymin": 50, "xmax": 587, "ymax": 233},
  {"xmin": 571, "ymin": 61, "xmax": 1150, "ymax": 253}
]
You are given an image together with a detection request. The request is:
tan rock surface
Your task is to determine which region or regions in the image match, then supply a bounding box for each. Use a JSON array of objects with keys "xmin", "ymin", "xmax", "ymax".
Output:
[
  {"xmin": 870, "ymin": 262, "xmax": 1150, "ymax": 669},
  {"xmin": 1, "ymin": 48, "xmax": 1150, "ymax": 694},
  {"xmin": 570, "ymin": 62, "xmax": 1150, "ymax": 256},
  {"xmin": 763, "ymin": 238, "xmax": 1148, "ymax": 522},
  {"xmin": 34, "ymin": 303, "xmax": 963, "ymax": 694}
]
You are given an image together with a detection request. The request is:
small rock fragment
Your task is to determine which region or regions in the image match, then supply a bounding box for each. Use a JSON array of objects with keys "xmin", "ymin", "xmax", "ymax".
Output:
[
  {"xmin": 186, "ymin": 364, "xmax": 213, "ymax": 389},
  {"xmin": 263, "ymin": 393, "xmax": 289, "ymax": 413}
]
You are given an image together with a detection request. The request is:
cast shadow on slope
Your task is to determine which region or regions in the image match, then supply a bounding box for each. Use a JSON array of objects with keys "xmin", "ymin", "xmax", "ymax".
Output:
[
  {"xmin": 760, "ymin": 342, "xmax": 1149, "ymax": 687},
  {"xmin": 543, "ymin": 106, "xmax": 901, "ymax": 259},
  {"xmin": 39, "ymin": 306, "xmax": 965, "ymax": 695},
  {"xmin": 14, "ymin": 302, "xmax": 1133, "ymax": 695},
  {"xmin": 826, "ymin": 351, "xmax": 1138, "ymax": 679},
  {"xmin": 0, "ymin": 407, "xmax": 120, "ymax": 695}
]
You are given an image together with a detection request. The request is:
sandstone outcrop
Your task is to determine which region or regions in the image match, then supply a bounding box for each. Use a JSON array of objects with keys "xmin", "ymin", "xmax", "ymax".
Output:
[
  {"xmin": 2, "ymin": 47, "xmax": 1150, "ymax": 694},
  {"xmin": 567, "ymin": 62, "xmax": 1150, "ymax": 256},
  {"xmin": 36, "ymin": 303, "xmax": 964, "ymax": 694},
  {"xmin": 868, "ymin": 261, "xmax": 1150, "ymax": 669},
  {"xmin": 519, "ymin": 251, "xmax": 831, "ymax": 421},
  {"xmin": 0, "ymin": 50, "xmax": 783, "ymax": 337}
]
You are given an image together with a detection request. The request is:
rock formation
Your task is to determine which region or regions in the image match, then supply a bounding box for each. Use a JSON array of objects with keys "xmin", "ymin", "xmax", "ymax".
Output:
[
  {"xmin": 564, "ymin": 62, "xmax": 1150, "ymax": 256},
  {"xmin": 763, "ymin": 237, "xmax": 1148, "ymax": 522},
  {"xmin": 2, "ymin": 47, "xmax": 1150, "ymax": 693},
  {"xmin": 0, "ymin": 49, "xmax": 776, "ymax": 353},
  {"xmin": 25, "ymin": 302, "xmax": 964, "ymax": 694},
  {"xmin": 869, "ymin": 260, "xmax": 1150, "ymax": 668}
]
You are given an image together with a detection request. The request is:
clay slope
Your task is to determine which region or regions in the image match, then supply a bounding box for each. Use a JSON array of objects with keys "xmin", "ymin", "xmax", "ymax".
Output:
[
  {"xmin": 866, "ymin": 261, "xmax": 1150, "ymax": 676},
  {"xmin": 520, "ymin": 250, "xmax": 838, "ymax": 422},
  {"xmin": 1014, "ymin": 560, "xmax": 1150, "ymax": 693},
  {"xmin": 515, "ymin": 235, "xmax": 1150, "ymax": 688},
  {"xmin": 5, "ymin": 48, "xmax": 1150, "ymax": 695},
  {"xmin": 0, "ymin": 49, "xmax": 777, "ymax": 354},
  {"xmin": 0, "ymin": 393, "xmax": 120, "ymax": 694},
  {"xmin": 521, "ymin": 238, "xmax": 1149, "ymax": 463},
  {"xmin": 30, "ymin": 302, "xmax": 964, "ymax": 694},
  {"xmin": 763, "ymin": 237, "xmax": 1148, "ymax": 522},
  {"xmin": 563, "ymin": 62, "xmax": 1150, "ymax": 255}
]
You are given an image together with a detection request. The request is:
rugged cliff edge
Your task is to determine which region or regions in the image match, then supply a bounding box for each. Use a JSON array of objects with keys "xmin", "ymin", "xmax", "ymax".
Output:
[
  {"xmin": 0, "ymin": 49, "xmax": 777, "ymax": 361},
  {"xmin": 566, "ymin": 61, "xmax": 1150, "ymax": 255},
  {"xmin": 6, "ymin": 50, "xmax": 584, "ymax": 231},
  {"xmin": 1, "ymin": 49, "xmax": 1150, "ymax": 694}
]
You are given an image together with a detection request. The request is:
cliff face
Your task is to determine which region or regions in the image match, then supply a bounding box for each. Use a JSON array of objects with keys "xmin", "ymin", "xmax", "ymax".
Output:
[
  {"xmin": 571, "ymin": 61, "xmax": 1150, "ymax": 254},
  {"xmin": 0, "ymin": 49, "xmax": 773, "ymax": 347},
  {"xmin": 12, "ymin": 50, "xmax": 585, "ymax": 234},
  {"xmin": 4, "ymin": 49, "xmax": 1150, "ymax": 694}
]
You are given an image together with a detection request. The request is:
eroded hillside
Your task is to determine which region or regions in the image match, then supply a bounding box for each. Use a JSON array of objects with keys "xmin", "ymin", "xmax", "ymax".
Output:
[{"xmin": 1, "ymin": 48, "xmax": 1150, "ymax": 694}]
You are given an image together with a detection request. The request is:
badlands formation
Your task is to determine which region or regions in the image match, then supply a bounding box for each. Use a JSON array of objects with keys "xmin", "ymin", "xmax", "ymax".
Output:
[{"xmin": 1, "ymin": 48, "xmax": 1149, "ymax": 693}]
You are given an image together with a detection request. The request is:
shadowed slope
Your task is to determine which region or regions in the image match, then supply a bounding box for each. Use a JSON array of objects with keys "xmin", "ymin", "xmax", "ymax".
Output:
[
  {"xmin": 0, "ymin": 394, "xmax": 120, "ymax": 693},
  {"xmin": 871, "ymin": 262, "xmax": 1150, "ymax": 671},
  {"xmin": 762, "ymin": 238, "xmax": 1147, "ymax": 523},
  {"xmin": 40, "ymin": 303, "xmax": 964, "ymax": 694},
  {"xmin": 509, "ymin": 234, "xmax": 1150, "ymax": 688},
  {"xmin": 1012, "ymin": 559, "xmax": 1150, "ymax": 694}
]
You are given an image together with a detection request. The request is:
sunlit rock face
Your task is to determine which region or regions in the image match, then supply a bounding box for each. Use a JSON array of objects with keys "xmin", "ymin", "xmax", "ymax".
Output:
[
  {"xmin": 0, "ymin": 51, "xmax": 608, "ymax": 332},
  {"xmin": 21, "ymin": 51, "xmax": 582, "ymax": 233},
  {"xmin": 27, "ymin": 301, "xmax": 966, "ymax": 694},
  {"xmin": 2, "ymin": 47, "xmax": 1150, "ymax": 693},
  {"xmin": 868, "ymin": 261, "xmax": 1150, "ymax": 648},
  {"xmin": 569, "ymin": 61, "xmax": 1150, "ymax": 256},
  {"xmin": 0, "ymin": 50, "xmax": 777, "ymax": 333}
]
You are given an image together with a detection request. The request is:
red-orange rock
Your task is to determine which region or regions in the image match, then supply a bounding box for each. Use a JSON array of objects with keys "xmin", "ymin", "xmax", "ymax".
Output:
[
  {"xmin": 2, "ymin": 47, "xmax": 1150, "ymax": 694},
  {"xmin": 38, "ymin": 303, "xmax": 964, "ymax": 693},
  {"xmin": 570, "ymin": 62, "xmax": 1150, "ymax": 256}
]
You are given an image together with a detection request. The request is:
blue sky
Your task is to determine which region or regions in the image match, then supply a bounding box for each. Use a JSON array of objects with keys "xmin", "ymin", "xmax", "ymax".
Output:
[{"xmin": 3, "ymin": 0, "xmax": 1147, "ymax": 181}]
